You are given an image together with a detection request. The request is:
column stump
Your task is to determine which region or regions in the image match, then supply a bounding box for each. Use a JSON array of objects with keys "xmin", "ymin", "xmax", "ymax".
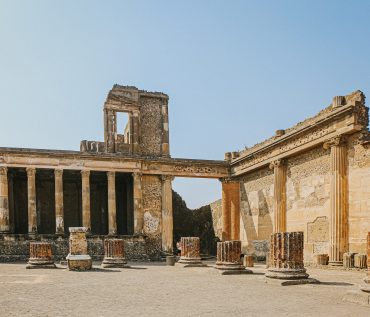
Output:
[
  {"xmin": 102, "ymin": 239, "xmax": 129, "ymax": 268},
  {"xmin": 265, "ymin": 232, "xmax": 318, "ymax": 285},
  {"xmin": 178, "ymin": 237, "xmax": 206, "ymax": 267},
  {"xmin": 313, "ymin": 254, "xmax": 329, "ymax": 266},
  {"xmin": 66, "ymin": 227, "xmax": 92, "ymax": 271},
  {"xmin": 26, "ymin": 242, "xmax": 56, "ymax": 269},
  {"xmin": 216, "ymin": 241, "xmax": 252, "ymax": 275},
  {"xmin": 343, "ymin": 252, "xmax": 356, "ymax": 268},
  {"xmin": 243, "ymin": 255, "xmax": 254, "ymax": 267},
  {"xmin": 354, "ymin": 254, "xmax": 367, "ymax": 269}
]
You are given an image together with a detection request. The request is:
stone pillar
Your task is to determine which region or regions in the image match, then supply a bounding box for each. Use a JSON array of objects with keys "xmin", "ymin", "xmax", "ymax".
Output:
[
  {"xmin": 54, "ymin": 169, "xmax": 64, "ymax": 234},
  {"xmin": 133, "ymin": 172, "xmax": 143, "ymax": 234},
  {"xmin": 221, "ymin": 180, "xmax": 240, "ymax": 241},
  {"xmin": 66, "ymin": 227, "xmax": 92, "ymax": 271},
  {"xmin": 105, "ymin": 110, "xmax": 116, "ymax": 153},
  {"xmin": 0, "ymin": 167, "xmax": 10, "ymax": 232},
  {"xmin": 161, "ymin": 103, "xmax": 170, "ymax": 156},
  {"xmin": 269, "ymin": 159, "xmax": 287, "ymax": 233},
  {"xmin": 81, "ymin": 170, "xmax": 91, "ymax": 231},
  {"xmin": 216, "ymin": 240, "xmax": 252, "ymax": 274},
  {"xmin": 324, "ymin": 136, "xmax": 348, "ymax": 265},
  {"xmin": 266, "ymin": 232, "xmax": 317, "ymax": 284},
  {"xmin": 26, "ymin": 167, "xmax": 37, "ymax": 234},
  {"xmin": 131, "ymin": 111, "xmax": 140, "ymax": 154},
  {"xmin": 178, "ymin": 237, "xmax": 205, "ymax": 267},
  {"xmin": 102, "ymin": 238, "xmax": 128, "ymax": 268},
  {"xmin": 360, "ymin": 232, "xmax": 370, "ymax": 292},
  {"xmin": 26, "ymin": 242, "xmax": 56, "ymax": 269},
  {"xmin": 107, "ymin": 171, "xmax": 117, "ymax": 235},
  {"xmin": 161, "ymin": 175, "xmax": 174, "ymax": 253}
]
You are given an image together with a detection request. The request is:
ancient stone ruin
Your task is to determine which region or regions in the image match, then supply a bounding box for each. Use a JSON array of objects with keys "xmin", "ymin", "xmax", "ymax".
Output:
[
  {"xmin": 26, "ymin": 242, "xmax": 56, "ymax": 269},
  {"xmin": 178, "ymin": 237, "xmax": 206, "ymax": 267},
  {"xmin": 102, "ymin": 238, "xmax": 128, "ymax": 268},
  {"xmin": 216, "ymin": 240, "xmax": 252, "ymax": 275},
  {"xmin": 66, "ymin": 227, "xmax": 92, "ymax": 271}
]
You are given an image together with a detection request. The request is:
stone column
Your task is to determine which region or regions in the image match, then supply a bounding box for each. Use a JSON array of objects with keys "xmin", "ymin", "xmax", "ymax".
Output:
[
  {"xmin": 107, "ymin": 171, "xmax": 117, "ymax": 235},
  {"xmin": 161, "ymin": 103, "xmax": 170, "ymax": 156},
  {"xmin": 216, "ymin": 240, "xmax": 251, "ymax": 274},
  {"xmin": 102, "ymin": 238, "xmax": 128, "ymax": 268},
  {"xmin": 81, "ymin": 170, "xmax": 91, "ymax": 231},
  {"xmin": 133, "ymin": 172, "xmax": 143, "ymax": 234},
  {"xmin": 26, "ymin": 167, "xmax": 37, "ymax": 234},
  {"xmin": 324, "ymin": 136, "xmax": 348, "ymax": 265},
  {"xmin": 0, "ymin": 167, "xmax": 9, "ymax": 232},
  {"xmin": 266, "ymin": 232, "xmax": 316, "ymax": 284},
  {"xmin": 269, "ymin": 159, "xmax": 287, "ymax": 233},
  {"xmin": 105, "ymin": 110, "xmax": 116, "ymax": 153},
  {"xmin": 54, "ymin": 169, "xmax": 64, "ymax": 234},
  {"xmin": 131, "ymin": 111, "xmax": 140, "ymax": 154},
  {"xmin": 178, "ymin": 237, "xmax": 204, "ymax": 266},
  {"xmin": 221, "ymin": 180, "xmax": 240, "ymax": 241},
  {"xmin": 26, "ymin": 242, "xmax": 56, "ymax": 269},
  {"xmin": 360, "ymin": 232, "xmax": 370, "ymax": 292},
  {"xmin": 161, "ymin": 175, "xmax": 174, "ymax": 253}
]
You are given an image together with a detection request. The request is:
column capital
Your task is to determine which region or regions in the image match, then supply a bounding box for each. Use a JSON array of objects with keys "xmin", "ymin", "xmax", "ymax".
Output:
[
  {"xmin": 219, "ymin": 177, "xmax": 238, "ymax": 184},
  {"xmin": 107, "ymin": 171, "xmax": 115, "ymax": 179},
  {"xmin": 54, "ymin": 169, "xmax": 63, "ymax": 178},
  {"xmin": 161, "ymin": 175, "xmax": 174, "ymax": 182},
  {"xmin": 81, "ymin": 169, "xmax": 90, "ymax": 178},
  {"xmin": 323, "ymin": 136, "xmax": 347, "ymax": 150},
  {"xmin": 0, "ymin": 166, "xmax": 7, "ymax": 175},
  {"xmin": 133, "ymin": 172, "xmax": 142, "ymax": 178},
  {"xmin": 269, "ymin": 159, "xmax": 286, "ymax": 170},
  {"xmin": 26, "ymin": 167, "xmax": 36, "ymax": 177}
]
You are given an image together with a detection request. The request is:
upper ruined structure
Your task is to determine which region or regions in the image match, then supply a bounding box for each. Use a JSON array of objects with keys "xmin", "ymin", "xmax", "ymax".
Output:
[{"xmin": 80, "ymin": 85, "xmax": 170, "ymax": 157}]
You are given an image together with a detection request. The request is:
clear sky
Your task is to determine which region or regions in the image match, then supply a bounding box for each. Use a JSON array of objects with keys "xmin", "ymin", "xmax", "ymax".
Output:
[{"xmin": 0, "ymin": 1, "xmax": 369, "ymax": 208}]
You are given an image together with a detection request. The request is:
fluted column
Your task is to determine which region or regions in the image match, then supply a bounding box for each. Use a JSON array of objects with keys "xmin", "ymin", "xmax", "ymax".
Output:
[
  {"xmin": 81, "ymin": 170, "xmax": 91, "ymax": 231},
  {"xmin": 107, "ymin": 171, "xmax": 117, "ymax": 235},
  {"xmin": 133, "ymin": 172, "xmax": 143, "ymax": 234},
  {"xmin": 26, "ymin": 167, "xmax": 37, "ymax": 234},
  {"xmin": 324, "ymin": 136, "xmax": 348, "ymax": 265},
  {"xmin": 54, "ymin": 169, "xmax": 64, "ymax": 234},
  {"xmin": 221, "ymin": 179, "xmax": 240, "ymax": 241},
  {"xmin": 0, "ymin": 167, "xmax": 10, "ymax": 232},
  {"xmin": 269, "ymin": 159, "xmax": 287, "ymax": 233},
  {"xmin": 161, "ymin": 175, "xmax": 174, "ymax": 253}
]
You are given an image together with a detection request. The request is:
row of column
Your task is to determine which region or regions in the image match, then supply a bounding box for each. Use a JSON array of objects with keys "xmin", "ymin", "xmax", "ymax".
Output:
[{"xmin": 0, "ymin": 168, "xmax": 144, "ymax": 236}]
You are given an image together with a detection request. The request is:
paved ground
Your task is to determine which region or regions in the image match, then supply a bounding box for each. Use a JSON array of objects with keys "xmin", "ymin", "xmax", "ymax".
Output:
[{"xmin": 0, "ymin": 261, "xmax": 369, "ymax": 317}]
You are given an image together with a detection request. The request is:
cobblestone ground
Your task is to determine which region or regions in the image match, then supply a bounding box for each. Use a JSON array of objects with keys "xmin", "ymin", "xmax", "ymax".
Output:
[{"xmin": 0, "ymin": 261, "xmax": 369, "ymax": 316}]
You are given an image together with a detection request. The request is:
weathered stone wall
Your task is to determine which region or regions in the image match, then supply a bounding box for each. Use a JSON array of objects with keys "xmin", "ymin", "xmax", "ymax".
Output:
[
  {"xmin": 285, "ymin": 147, "xmax": 331, "ymax": 261},
  {"xmin": 142, "ymin": 175, "xmax": 162, "ymax": 258},
  {"xmin": 210, "ymin": 199, "xmax": 222, "ymax": 240},
  {"xmin": 139, "ymin": 97, "xmax": 163, "ymax": 157},
  {"xmin": 0, "ymin": 234, "xmax": 148, "ymax": 262},
  {"xmin": 347, "ymin": 133, "xmax": 370, "ymax": 253},
  {"xmin": 239, "ymin": 167, "xmax": 274, "ymax": 258}
]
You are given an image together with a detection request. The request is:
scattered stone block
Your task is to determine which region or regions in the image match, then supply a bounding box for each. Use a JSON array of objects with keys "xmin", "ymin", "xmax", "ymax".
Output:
[
  {"xmin": 102, "ymin": 238, "xmax": 128, "ymax": 268},
  {"xmin": 66, "ymin": 227, "xmax": 92, "ymax": 271},
  {"xmin": 26, "ymin": 242, "xmax": 56, "ymax": 269},
  {"xmin": 216, "ymin": 240, "xmax": 252, "ymax": 275}
]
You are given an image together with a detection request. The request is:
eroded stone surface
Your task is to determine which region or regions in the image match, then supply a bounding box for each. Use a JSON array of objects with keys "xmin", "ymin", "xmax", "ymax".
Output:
[
  {"xmin": 66, "ymin": 227, "xmax": 92, "ymax": 271},
  {"xmin": 26, "ymin": 242, "xmax": 56, "ymax": 269}
]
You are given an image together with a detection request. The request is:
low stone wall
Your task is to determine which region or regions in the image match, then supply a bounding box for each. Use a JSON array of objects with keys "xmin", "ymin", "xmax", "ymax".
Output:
[{"xmin": 0, "ymin": 234, "xmax": 150, "ymax": 262}]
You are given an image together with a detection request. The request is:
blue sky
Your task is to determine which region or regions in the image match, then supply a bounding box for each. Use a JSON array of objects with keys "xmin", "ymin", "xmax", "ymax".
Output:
[{"xmin": 0, "ymin": 1, "xmax": 369, "ymax": 208}]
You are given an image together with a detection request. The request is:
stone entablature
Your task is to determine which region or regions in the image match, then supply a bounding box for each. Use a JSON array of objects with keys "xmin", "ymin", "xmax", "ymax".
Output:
[{"xmin": 229, "ymin": 91, "xmax": 368, "ymax": 176}]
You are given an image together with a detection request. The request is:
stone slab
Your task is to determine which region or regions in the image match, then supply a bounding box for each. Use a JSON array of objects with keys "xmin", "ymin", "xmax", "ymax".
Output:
[
  {"xmin": 264, "ymin": 277, "xmax": 320, "ymax": 286},
  {"xmin": 26, "ymin": 263, "xmax": 57, "ymax": 269},
  {"xmin": 342, "ymin": 290, "xmax": 370, "ymax": 306}
]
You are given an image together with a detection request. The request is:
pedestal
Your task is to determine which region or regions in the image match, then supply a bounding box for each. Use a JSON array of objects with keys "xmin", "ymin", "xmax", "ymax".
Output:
[
  {"xmin": 66, "ymin": 227, "xmax": 92, "ymax": 271},
  {"xmin": 102, "ymin": 238, "xmax": 128, "ymax": 268},
  {"xmin": 178, "ymin": 237, "xmax": 206, "ymax": 267},
  {"xmin": 265, "ymin": 232, "xmax": 318, "ymax": 285},
  {"xmin": 216, "ymin": 240, "xmax": 252, "ymax": 275},
  {"xmin": 26, "ymin": 242, "xmax": 56, "ymax": 269}
]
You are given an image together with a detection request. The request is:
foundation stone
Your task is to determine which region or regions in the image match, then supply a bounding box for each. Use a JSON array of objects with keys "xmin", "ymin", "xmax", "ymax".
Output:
[
  {"xmin": 26, "ymin": 242, "xmax": 56, "ymax": 269},
  {"xmin": 66, "ymin": 227, "xmax": 92, "ymax": 271}
]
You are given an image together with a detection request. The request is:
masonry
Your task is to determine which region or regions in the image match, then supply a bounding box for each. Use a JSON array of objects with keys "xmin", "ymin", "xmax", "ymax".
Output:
[
  {"xmin": 0, "ymin": 86, "xmax": 369, "ymax": 264},
  {"xmin": 0, "ymin": 85, "xmax": 229, "ymax": 261}
]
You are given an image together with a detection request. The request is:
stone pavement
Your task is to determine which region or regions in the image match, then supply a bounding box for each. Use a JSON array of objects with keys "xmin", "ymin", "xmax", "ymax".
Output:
[{"xmin": 0, "ymin": 262, "xmax": 369, "ymax": 316}]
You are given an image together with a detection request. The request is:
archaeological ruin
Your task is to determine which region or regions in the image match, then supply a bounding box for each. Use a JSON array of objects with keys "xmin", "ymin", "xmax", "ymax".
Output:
[{"xmin": 0, "ymin": 85, "xmax": 369, "ymax": 266}]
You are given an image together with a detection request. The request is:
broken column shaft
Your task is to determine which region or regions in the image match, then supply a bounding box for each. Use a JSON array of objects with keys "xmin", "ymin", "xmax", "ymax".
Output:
[
  {"xmin": 26, "ymin": 242, "xmax": 56, "ymax": 269},
  {"xmin": 216, "ymin": 240, "xmax": 252, "ymax": 274},
  {"xmin": 102, "ymin": 238, "xmax": 128, "ymax": 268},
  {"xmin": 178, "ymin": 237, "xmax": 205, "ymax": 267}
]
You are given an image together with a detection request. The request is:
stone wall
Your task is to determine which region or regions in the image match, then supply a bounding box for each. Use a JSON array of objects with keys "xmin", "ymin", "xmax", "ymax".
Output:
[{"xmin": 139, "ymin": 97, "xmax": 163, "ymax": 157}]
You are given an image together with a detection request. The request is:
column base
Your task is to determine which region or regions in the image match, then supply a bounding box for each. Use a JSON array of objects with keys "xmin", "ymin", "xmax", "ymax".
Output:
[
  {"xmin": 26, "ymin": 259, "xmax": 56, "ymax": 269},
  {"xmin": 178, "ymin": 257, "xmax": 203, "ymax": 266},
  {"xmin": 66, "ymin": 254, "xmax": 92, "ymax": 271},
  {"xmin": 328, "ymin": 260, "xmax": 343, "ymax": 266},
  {"xmin": 215, "ymin": 262, "xmax": 253, "ymax": 275},
  {"xmin": 101, "ymin": 257, "xmax": 128, "ymax": 268},
  {"xmin": 265, "ymin": 268, "xmax": 309, "ymax": 280}
]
